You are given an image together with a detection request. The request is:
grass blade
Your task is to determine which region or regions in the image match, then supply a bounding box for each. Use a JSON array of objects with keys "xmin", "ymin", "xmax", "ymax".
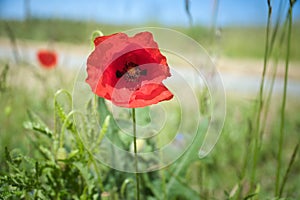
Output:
[
  {"xmin": 279, "ymin": 143, "xmax": 299, "ymax": 196},
  {"xmin": 275, "ymin": 0, "xmax": 295, "ymax": 196}
]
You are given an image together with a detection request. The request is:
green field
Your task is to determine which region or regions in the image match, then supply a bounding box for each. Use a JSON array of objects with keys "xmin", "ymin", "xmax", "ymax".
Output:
[
  {"xmin": 1, "ymin": 19, "xmax": 300, "ymax": 60},
  {"xmin": 0, "ymin": 18, "xmax": 300, "ymax": 199}
]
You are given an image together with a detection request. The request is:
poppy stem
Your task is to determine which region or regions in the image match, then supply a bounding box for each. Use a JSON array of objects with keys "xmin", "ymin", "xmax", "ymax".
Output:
[{"xmin": 132, "ymin": 108, "xmax": 140, "ymax": 200}]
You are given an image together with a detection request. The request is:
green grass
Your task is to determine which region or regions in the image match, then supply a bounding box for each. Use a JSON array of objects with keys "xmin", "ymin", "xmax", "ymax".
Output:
[
  {"xmin": 1, "ymin": 19, "xmax": 299, "ymax": 60},
  {"xmin": 0, "ymin": 19, "xmax": 133, "ymax": 44},
  {"xmin": 0, "ymin": 60, "xmax": 299, "ymax": 199},
  {"xmin": 1, "ymin": 16, "xmax": 300, "ymax": 199},
  {"xmin": 0, "ymin": 62, "xmax": 75, "ymax": 153},
  {"xmin": 221, "ymin": 25, "xmax": 300, "ymax": 60}
]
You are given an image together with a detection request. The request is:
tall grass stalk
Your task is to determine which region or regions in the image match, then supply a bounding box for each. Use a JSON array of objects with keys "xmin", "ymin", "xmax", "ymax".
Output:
[
  {"xmin": 261, "ymin": 21, "xmax": 287, "ymax": 134},
  {"xmin": 279, "ymin": 143, "xmax": 299, "ymax": 196},
  {"xmin": 4, "ymin": 22, "xmax": 20, "ymax": 63},
  {"xmin": 236, "ymin": 119, "xmax": 252, "ymax": 199},
  {"xmin": 184, "ymin": 0, "xmax": 193, "ymax": 26},
  {"xmin": 275, "ymin": 0, "xmax": 295, "ymax": 196},
  {"xmin": 210, "ymin": 0, "xmax": 220, "ymax": 43},
  {"xmin": 250, "ymin": 0, "xmax": 272, "ymax": 189},
  {"xmin": 160, "ymin": 168, "xmax": 167, "ymax": 199},
  {"xmin": 261, "ymin": 0, "xmax": 286, "ymax": 134}
]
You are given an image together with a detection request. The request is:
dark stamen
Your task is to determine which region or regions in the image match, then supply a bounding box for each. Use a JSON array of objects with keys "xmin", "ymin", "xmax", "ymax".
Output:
[
  {"xmin": 116, "ymin": 70, "xmax": 124, "ymax": 78},
  {"xmin": 126, "ymin": 62, "xmax": 138, "ymax": 68},
  {"xmin": 115, "ymin": 62, "xmax": 147, "ymax": 83}
]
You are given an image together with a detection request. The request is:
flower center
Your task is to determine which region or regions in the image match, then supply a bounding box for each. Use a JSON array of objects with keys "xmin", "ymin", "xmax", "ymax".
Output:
[{"xmin": 116, "ymin": 62, "xmax": 147, "ymax": 82}]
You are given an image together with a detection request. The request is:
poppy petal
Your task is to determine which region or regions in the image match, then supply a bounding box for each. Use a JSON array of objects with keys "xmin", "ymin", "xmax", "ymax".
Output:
[
  {"xmin": 111, "ymin": 83, "xmax": 173, "ymax": 108},
  {"xmin": 86, "ymin": 31, "xmax": 173, "ymax": 108},
  {"xmin": 37, "ymin": 50, "xmax": 57, "ymax": 68}
]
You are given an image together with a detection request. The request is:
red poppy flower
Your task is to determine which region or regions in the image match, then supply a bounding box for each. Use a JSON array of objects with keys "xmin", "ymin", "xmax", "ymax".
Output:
[
  {"xmin": 86, "ymin": 32, "xmax": 173, "ymax": 108},
  {"xmin": 37, "ymin": 50, "xmax": 57, "ymax": 68}
]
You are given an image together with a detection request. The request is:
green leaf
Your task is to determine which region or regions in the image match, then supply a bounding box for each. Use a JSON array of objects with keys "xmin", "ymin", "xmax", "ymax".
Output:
[
  {"xmin": 229, "ymin": 184, "xmax": 239, "ymax": 198},
  {"xmin": 96, "ymin": 115, "xmax": 110, "ymax": 146},
  {"xmin": 244, "ymin": 193, "xmax": 257, "ymax": 200},
  {"xmin": 55, "ymin": 101, "xmax": 75, "ymax": 132},
  {"xmin": 68, "ymin": 149, "xmax": 80, "ymax": 160},
  {"xmin": 97, "ymin": 97, "xmax": 125, "ymax": 148},
  {"xmin": 142, "ymin": 174, "xmax": 162, "ymax": 199},
  {"xmin": 24, "ymin": 110, "xmax": 53, "ymax": 138},
  {"xmin": 166, "ymin": 118, "xmax": 209, "ymax": 198},
  {"xmin": 120, "ymin": 178, "xmax": 134, "ymax": 199},
  {"xmin": 23, "ymin": 121, "xmax": 53, "ymax": 138},
  {"xmin": 0, "ymin": 63, "xmax": 9, "ymax": 92},
  {"xmin": 72, "ymin": 162, "xmax": 95, "ymax": 193},
  {"xmin": 4, "ymin": 146, "xmax": 12, "ymax": 163},
  {"xmin": 38, "ymin": 145, "xmax": 55, "ymax": 162}
]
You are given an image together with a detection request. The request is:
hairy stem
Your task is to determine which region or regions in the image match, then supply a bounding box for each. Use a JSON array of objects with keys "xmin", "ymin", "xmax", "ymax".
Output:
[{"xmin": 132, "ymin": 108, "xmax": 140, "ymax": 200}]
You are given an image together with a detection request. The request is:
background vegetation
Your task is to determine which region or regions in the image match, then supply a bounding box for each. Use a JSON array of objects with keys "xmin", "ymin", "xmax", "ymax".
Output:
[
  {"xmin": 1, "ymin": 19, "xmax": 299, "ymax": 60},
  {"xmin": 0, "ymin": 1, "xmax": 300, "ymax": 198}
]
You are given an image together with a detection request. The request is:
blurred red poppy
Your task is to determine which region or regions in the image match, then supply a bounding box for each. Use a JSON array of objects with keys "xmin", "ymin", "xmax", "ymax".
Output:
[
  {"xmin": 37, "ymin": 50, "xmax": 57, "ymax": 68},
  {"xmin": 86, "ymin": 32, "xmax": 173, "ymax": 108}
]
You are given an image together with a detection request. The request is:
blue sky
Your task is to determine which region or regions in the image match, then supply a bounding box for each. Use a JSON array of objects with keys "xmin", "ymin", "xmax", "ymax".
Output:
[{"xmin": 0, "ymin": 0, "xmax": 299, "ymax": 27}]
